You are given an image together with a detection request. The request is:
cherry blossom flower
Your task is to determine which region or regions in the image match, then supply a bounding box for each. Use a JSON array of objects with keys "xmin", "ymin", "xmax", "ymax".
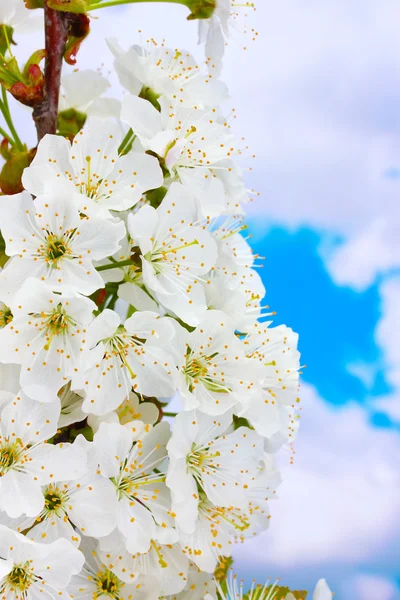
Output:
[
  {"xmin": 198, "ymin": 0, "xmax": 257, "ymax": 76},
  {"xmin": 14, "ymin": 436, "xmax": 117, "ymax": 547},
  {"xmin": 68, "ymin": 536, "xmax": 157, "ymax": 600},
  {"xmin": 179, "ymin": 495, "xmax": 249, "ymax": 572},
  {"xmin": 127, "ymin": 183, "xmax": 217, "ymax": 326},
  {"xmin": 238, "ymin": 322, "xmax": 301, "ymax": 439},
  {"xmin": 22, "ymin": 120, "xmax": 163, "ymax": 215},
  {"xmin": 108, "ymin": 39, "xmax": 229, "ymax": 108},
  {"xmin": 175, "ymin": 310, "xmax": 258, "ymax": 415},
  {"xmin": 166, "ymin": 409, "xmax": 263, "ymax": 533},
  {"xmin": 0, "ymin": 278, "xmax": 96, "ymax": 403},
  {"xmin": 94, "ymin": 421, "xmax": 176, "ymax": 554},
  {"xmin": 0, "ymin": 392, "xmax": 85, "ymax": 518},
  {"xmin": 99, "ymin": 529, "xmax": 189, "ymax": 595},
  {"xmin": 79, "ymin": 309, "xmax": 178, "ymax": 416},
  {"xmin": 0, "ymin": 191, "xmax": 125, "ymax": 297},
  {"xmin": 0, "ymin": 525, "xmax": 84, "ymax": 600},
  {"xmin": 60, "ymin": 70, "xmax": 121, "ymax": 120},
  {"xmin": 121, "ymin": 96, "xmax": 241, "ymax": 217}
]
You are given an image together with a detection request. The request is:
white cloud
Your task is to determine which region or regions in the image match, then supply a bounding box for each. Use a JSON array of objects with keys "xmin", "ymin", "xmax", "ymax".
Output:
[
  {"xmin": 327, "ymin": 218, "xmax": 400, "ymax": 291},
  {"xmin": 344, "ymin": 573, "xmax": 399, "ymax": 600},
  {"xmin": 370, "ymin": 276, "xmax": 400, "ymax": 423},
  {"xmin": 233, "ymin": 383, "xmax": 400, "ymax": 598}
]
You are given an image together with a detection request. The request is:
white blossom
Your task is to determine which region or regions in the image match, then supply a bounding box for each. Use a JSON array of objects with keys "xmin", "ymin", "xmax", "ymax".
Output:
[
  {"xmin": 167, "ymin": 409, "xmax": 263, "ymax": 533},
  {"xmin": 0, "ymin": 392, "xmax": 85, "ymax": 518},
  {"xmin": 108, "ymin": 39, "xmax": 229, "ymax": 108},
  {"xmin": 60, "ymin": 70, "xmax": 121, "ymax": 119},
  {"xmin": 0, "ymin": 191, "xmax": 125, "ymax": 297},
  {"xmin": 79, "ymin": 309, "xmax": 178, "ymax": 416},
  {"xmin": 0, "ymin": 278, "xmax": 95, "ymax": 403},
  {"xmin": 127, "ymin": 183, "xmax": 217, "ymax": 326},
  {"xmin": 238, "ymin": 322, "xmax": 300, "ymax": 439},
  {"xmin": 121, "ymin": 96, "xmax": 243, "ymax": 217},
  {"xmin": 94, "ymin": 421, "xmax": 176, "ymax": 555},
  {"xmin": 0, "ymin": 525, "xmax": 84, "ymax": 600},
  {"xmin": 68, "ymin": 536, "xmax": 157, "ymax": 600},
  {"xmin": 175, "ymin": 310, "xmax": 258, "ymax": 415},
  {"xmin": 99, "ymin": 529, "xmax": 189, "ymax": 595},
  {"xmin": 22, "ymin": 120, "xmax": 163, "ymax": 215},
  {"xmin": 14, "ymin": 436, "xmax": 117, "ymax": 547},
  {"xmin": 198, "ymin": 0, "xmax": 256, "ymax": 76}
]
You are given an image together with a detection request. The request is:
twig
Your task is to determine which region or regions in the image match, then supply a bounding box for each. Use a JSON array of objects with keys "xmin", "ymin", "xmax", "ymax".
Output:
[{"xmin": 32, "ymin": 2, "xmax": 70, "ymax": 141}]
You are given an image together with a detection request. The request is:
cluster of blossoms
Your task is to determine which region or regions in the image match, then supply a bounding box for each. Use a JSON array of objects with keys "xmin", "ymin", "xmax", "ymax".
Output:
[{"xmin": 0, "ymin": 1, "xmax": 332, "ymax": 599}]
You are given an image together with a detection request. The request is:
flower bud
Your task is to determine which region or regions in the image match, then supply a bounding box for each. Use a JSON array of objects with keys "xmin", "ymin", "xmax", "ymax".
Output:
[
  {"xmin": 0, "ymin": 144, "xmax": 36, "ymax": 195},
  {"xmin": 0, "ymin": 50, "xmax": 46, "ymax": 108}
]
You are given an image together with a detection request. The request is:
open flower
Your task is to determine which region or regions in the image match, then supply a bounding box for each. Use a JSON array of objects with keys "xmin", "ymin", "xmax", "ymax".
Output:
[
  {"xmin": 94, "ymin": 422, "xmax": 176, "ymax": 555},
  {"xmin": 60, "ymin": 69, "xmax": 121, "ymax": 119},
  {"xmin": 0, "ymin": 392, "xmax": 85, "ymax": 518},
  {"xmin": 0, "ymin": 278, "xmax": 95, "ymax": 402},
  {"xmin": 198, "ymin": 0, "xmax": 257, "ymax": 76},
  {"xmin": 99, "ymin": 529, "xmax": 189, "ymax": 596},
  {"xmin": 22, "ymin": 119, "xmax": 163, "ymax": 215},
  {"xmin": 0, "ymin": 525, "xmax": 84, "ymax": 600},
  {"xmin": 0, "ymin": 191, "xmax": 125, "ymax": 297},
  {"xmin": 175, "ymin": 310, "xmax": 258, "ymax": 415},
  {"xmin": 127, "ymin": 183, "xmax": 217, "ymax": 326},
  {"xmin": 68, "ymin": 536, "xmax": 157, "ymax": 600},
  {"xmin": 79, "ymin": 309, "xmax": 178, "ymax": 416},
  {"xmin": 108, "ymin": 39, "xmax": 229, "ymax": 108},
  {"xmin": 238, "ymin": 322, "xmax": 301, "ymax": 439},
  {"xmin": 179, "ymin": 495, "xmax": 249, "ymax": 573},
  {"xmin": 15, "ymin": 436, "xmax": 117, "ymax": 547},
  {"xmin": 167, "ymin": 409, "xmax": 263, "ymax": 533},
  {"xmin": 121, "ymin": 96, "xmax": 241, "ymax": 217}
]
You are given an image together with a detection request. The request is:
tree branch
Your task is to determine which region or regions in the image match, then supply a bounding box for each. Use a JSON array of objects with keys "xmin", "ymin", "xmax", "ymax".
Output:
[{"xmin": 32, "ymin": 2, "xmax": 70, "ymax": 142}]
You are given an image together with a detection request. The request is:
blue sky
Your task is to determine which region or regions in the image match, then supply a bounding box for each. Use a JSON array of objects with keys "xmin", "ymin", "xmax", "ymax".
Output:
[
  {"xmin": 5, "ymin": 1, "xmax": 400, "ymax": 598},
  {"xmin": 248, "ymin": 225, "xmax": 391, "ymax": 407}
]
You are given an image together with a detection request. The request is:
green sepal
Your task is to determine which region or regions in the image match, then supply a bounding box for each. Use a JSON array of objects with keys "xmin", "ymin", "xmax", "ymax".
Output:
[
  {"xmin": 46, "ymin": 0, "xmax": 89, "ymax": 12},
  {"xmin": 145, "ymin": 186, "xmax": 168, "ymax": 209},
  {"xmin": 22, "ymin": 49, "xmax": 47, "ymax": 79},
  {"xmin": 186, "ymin": 0, "xmax": 216, "ymax": 20},
  {"xmin": 57, "ymin": 108, "xmax": 87, "ymax": 140},
  {"xmin": 23, "ymin": 0, "xmax": 45, "ymax": 8},
  {"xmin": 139, "ymin": 85, "xmax": 161, "ymax": 111},
  {"xmin": 244, "ymin": 586, "xmax": 308, "ymax": 600}
]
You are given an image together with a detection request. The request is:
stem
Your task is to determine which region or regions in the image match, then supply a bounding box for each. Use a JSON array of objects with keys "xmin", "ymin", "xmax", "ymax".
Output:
[
  {"xmin": 163, "ymin": 412, "xmax": 177, "ymax": 417},
  {"xmin": 0, "ymin": 88, "xmax": 24, "ymax": 150},
  {"xmin": 32, "ymin": 2, "xmax": 70, "ymax": 142},
  {"xmin": 96, "ymin": 258, "xmax": 135, "ymax": 272},
  {"xmin": 90, "ymin": 0, "xmax": 188, "ymax": 10}
]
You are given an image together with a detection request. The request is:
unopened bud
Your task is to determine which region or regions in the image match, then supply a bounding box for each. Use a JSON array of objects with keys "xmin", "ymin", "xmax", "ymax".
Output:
[{"xmin": 0, "ymin": 146, "xmax": 36, "ymax": 195}]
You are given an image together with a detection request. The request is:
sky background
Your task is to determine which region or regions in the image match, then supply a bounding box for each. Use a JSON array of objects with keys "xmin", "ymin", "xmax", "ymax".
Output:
[{"xmin": 4, "ymin": 1, "xmax": 400, "ymax": 598}]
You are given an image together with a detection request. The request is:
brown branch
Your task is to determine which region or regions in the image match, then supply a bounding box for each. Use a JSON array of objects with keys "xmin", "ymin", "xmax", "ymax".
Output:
[{"xmin": 32, "ymin": 2, "xmax": 70, "ymax": 142}]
